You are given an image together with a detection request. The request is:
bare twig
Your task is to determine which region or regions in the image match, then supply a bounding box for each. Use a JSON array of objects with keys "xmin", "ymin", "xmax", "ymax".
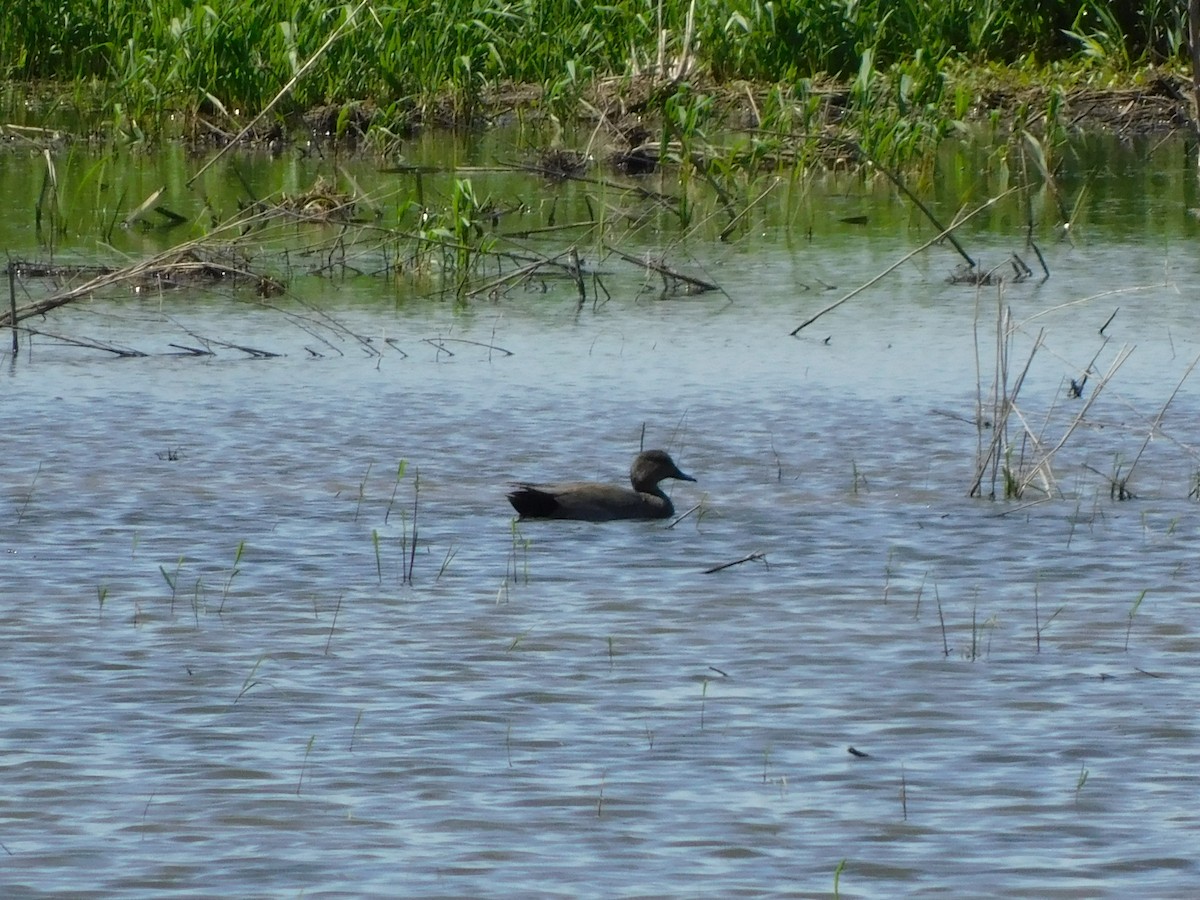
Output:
[{"xmin": 702, "ymin": 552, "xmax": 767, "ymax": 574}]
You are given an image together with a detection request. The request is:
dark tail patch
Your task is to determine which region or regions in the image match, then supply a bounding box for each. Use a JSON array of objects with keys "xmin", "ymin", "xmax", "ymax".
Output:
[{"xmin": 507, "ymin": 486, "xmax": 559, "ymax": 518}]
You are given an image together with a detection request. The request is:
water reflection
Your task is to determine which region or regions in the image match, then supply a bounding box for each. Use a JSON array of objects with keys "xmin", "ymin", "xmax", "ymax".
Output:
[{"xmin": 3, "ymin": 131, "xmax": 1200, "ymax": 895}]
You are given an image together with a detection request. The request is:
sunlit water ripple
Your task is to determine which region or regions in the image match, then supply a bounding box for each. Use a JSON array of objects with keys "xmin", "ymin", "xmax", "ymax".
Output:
[{"xmin": 5, "ymin": 183, "xmax": 1200, "ymax": 896}]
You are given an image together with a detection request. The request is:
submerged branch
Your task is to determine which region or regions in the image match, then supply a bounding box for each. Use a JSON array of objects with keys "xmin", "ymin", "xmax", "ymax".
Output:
[
  {"xmin": 603, "ymin": 244, "xmax": 720, "ymax": 295},
  {"xmin": 20, "ymin": 327, "xmax": 148, "ymax": 357}
]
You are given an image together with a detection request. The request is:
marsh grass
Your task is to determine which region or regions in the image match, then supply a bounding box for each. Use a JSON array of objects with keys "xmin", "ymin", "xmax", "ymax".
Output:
[
  {"xmin": 190, "ymin": 579, "xmax": 203, "ymax": 628},
  {"xmin": 218, "ymin": 540, "xmax": 245, "ymax": 615},
  {"xmin": 1074, "ymin": 761, "xmax": 1089, "ymax": 805},
  {"xmin": 1, "ymin": 1, "xmax": 1181, "ymax": 179},
  {"xmin": 406, "ymin": 467, "xmax": 419, "ymax": 584},
  {"xmin": 160, "ymin": 556, "xmax": 184, "ymax": 614},
  {"xmin": 354, "ymin": 462, "xmax": 373, "ymax": 523},
  {"xmin": 36, "ymin": 151, "xmax": 63, "ymax": 253},
  {"xmin": 1033, "ymin": 580, "xmax": 1065, "ymax": 653},
  {"xmin": 234, "ymin": 654, "xmax": 266, "ymax": 704},
  {"xmin": 1106, "ymin": 354, "xmax": 1200, "ymax": 500},
  {"xmin": 1124, "ymin": 590, "xmax": 1146, "ymax": 651},
  {"xmin": 385, "ymin": 460, "xmax": 408, "ymax": 524},
  {"xmin": 6, "ymin": 158, "xmax": 746, "ymax": 348},
  {"xmin": 436, "ymin": 546, "xmax": 458, "ymax": 581},
  {"xmin": 935, "ymin": 583, "xmax": 949, "ymax": 657}
]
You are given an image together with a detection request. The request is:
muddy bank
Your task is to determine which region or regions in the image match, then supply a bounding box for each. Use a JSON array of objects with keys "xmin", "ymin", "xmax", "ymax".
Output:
[
  {"xmin": 4, "ymin": 68, "xmax": 1195, "ymax": 160},
  {"xmin": 305, "ymin": 70, "xmax": 1197, "ymax": 146}
]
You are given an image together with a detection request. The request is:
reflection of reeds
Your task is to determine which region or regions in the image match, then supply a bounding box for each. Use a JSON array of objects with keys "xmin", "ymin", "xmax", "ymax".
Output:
[
  {"xmin": 508, "ymin": 519, "xmax": 530, "ymax": 585},
  {"xmin": 2, "ymin": 227, "xmax": 287, "ymax": 330},
  {"xmin": 35, "ymin": 150, "xmax": 61, "ymax": 253}
]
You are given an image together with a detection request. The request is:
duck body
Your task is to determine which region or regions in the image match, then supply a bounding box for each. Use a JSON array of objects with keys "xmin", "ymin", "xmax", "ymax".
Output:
[{"xmin": 507, "ymin": 449, "xmax": 696, "ymax": 521}]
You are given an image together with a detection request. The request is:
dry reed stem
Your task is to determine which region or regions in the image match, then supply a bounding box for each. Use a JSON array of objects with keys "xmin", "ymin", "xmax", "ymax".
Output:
[
  {"xmin": 791, "ymin": 187, "xmax": 1018, "ymax": 335},
  {"xmin": 973, "ymin": 322, "xmax": 1132, "ymax": 499},
  {"xmin": 1119, "ymin": 352, "xmax": 1200, "ymax": 487},
  {"xmin": 970, "ymin": 297, "xmax": 1044, "ymax": 497},
  {"xmin": 1014, "ymin": 283, "xmax": 1165, "ymax": 330}
]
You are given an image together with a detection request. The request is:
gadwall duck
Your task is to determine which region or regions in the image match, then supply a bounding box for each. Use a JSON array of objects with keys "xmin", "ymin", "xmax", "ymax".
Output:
[{"xmin": 507, "ymin": 449, "xmax": 696, "ymax": 521}]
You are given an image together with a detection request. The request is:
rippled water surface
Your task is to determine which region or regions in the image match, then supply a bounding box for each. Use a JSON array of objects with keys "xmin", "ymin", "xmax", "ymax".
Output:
[{"xmin": 4, "ymin": 133, "xmax": 1200, "ymax": 897}]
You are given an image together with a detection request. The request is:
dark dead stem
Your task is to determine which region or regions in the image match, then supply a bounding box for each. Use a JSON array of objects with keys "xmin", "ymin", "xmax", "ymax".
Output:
[
  {"xmin": 602, "ymin": 243, "xmax": 720, "ymax": 294},
  {"xmin": 702, "ymin": 551, "xmax": 767, "ymax": 574},
  {"xmin": 324, "ymin": 594, "xmax": 343, "ymax": 656},
  {"xmin": 7, "ymin": 259, "xmax": 16, "ymax": 354},
  {"xmin": 1034, "ymin": 581, "xmax": 1041, "ymax": 653},
  {"xmin": 19, "ymin": 327, "xmax": 148, "ymax": 357},
  {"xmin": 1099, "ymin": 308, "xmax": 1118, "ymax": 336},
  {"xmin": 856, "ymin": 142, "xmax": 975, "ymax": 267},
  {"xmin": 1027, "ymin": 239, "xmax": 1050, "ymax": 280},
  {"xmin": 935, "ymin": 584, "xmax": 949, "ymax": 657}
]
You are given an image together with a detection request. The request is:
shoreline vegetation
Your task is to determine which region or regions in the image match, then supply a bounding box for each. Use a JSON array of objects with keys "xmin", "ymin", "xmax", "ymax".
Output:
[
  {"xmin": 3, "ymin": 1, "xmax": 1196, "ymax": 323},
  {"xmin": 3, "ymin": 0, "xmax": 1198, "ymax": 162}
]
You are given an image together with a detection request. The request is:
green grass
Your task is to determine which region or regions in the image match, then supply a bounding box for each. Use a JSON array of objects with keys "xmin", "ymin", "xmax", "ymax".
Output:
[{"xmin": 0, "ymin": 0, "xmax": 1186, "ymax": 141}]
